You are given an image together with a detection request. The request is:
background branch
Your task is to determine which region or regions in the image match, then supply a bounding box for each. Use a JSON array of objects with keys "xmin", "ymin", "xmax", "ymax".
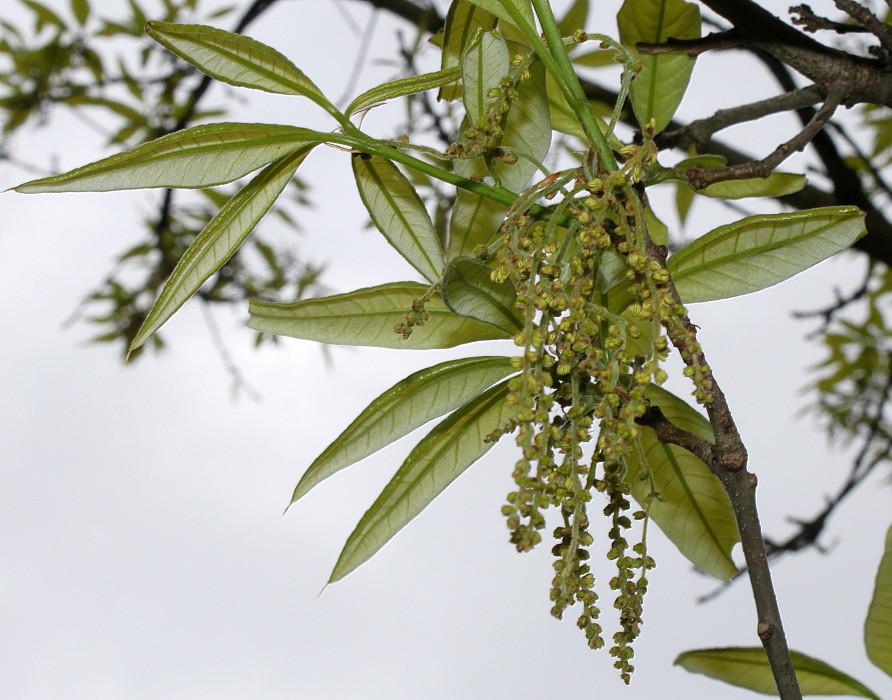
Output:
[
  {"xmin": 657, "ymin": 85, "xmax": 824, "ymax": 152},
  {"xmin": 686, "ymin": 82, "xmax": 845, "ymax": 187},
  {"xmin": 639, "ymin": 236, "xmax": 802, "ymax": 697}
]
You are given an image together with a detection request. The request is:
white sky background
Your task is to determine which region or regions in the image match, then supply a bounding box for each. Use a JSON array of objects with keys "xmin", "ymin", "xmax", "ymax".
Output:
[{"xmin": 1, "ymin": 0, "xmax": 891, "ymax": 698}]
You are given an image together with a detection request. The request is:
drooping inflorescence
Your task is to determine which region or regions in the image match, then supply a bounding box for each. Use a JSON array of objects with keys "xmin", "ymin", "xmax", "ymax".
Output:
[{"xmin": 488, "ymin": 142, "xmax": 688, "ymax": 681}]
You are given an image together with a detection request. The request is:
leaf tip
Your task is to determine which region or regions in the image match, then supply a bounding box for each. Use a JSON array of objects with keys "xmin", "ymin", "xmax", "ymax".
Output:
[{"xmin": 125, "ymin": 332, "xmax": 147, "ymax": 363}]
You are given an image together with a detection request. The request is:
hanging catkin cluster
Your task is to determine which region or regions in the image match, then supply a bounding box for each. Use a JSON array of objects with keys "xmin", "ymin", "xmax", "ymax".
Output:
[{"xmin": 488, "ymin": 143, "xmax": 690, "ymax": 681}]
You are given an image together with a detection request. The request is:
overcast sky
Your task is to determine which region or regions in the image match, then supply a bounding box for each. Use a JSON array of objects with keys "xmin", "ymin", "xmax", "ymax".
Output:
[{"xmin": 2, "ymin": 0, "xmax": 891, "ymax": 698}]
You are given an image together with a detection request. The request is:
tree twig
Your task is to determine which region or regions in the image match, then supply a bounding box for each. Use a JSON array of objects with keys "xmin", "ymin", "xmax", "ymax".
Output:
[
  {"xmin": 698, "ymin": 367, "xmax": 892, "ymax": 603},
  {"xmin": 833, "ymin": 0, "xmax": 892, "ymax": 55},
  {"xmin": 657, "ymin": 86, "xmax": 824, "ymax": 152},
  {"xmin": 643, "ymin": 239, "xmax": 802, "ymax": 699},
  {"xmin": 685, "ymin": 82, "xmax": 845, "ymax": 188},
  {"xmin": 792, "ymin": 259, "xmax": 873, "ymax": 335},
  {"xmin": 635, "ymin": 29, "xmax": 742, "ymax": 56},
  {"xmin": 790, "ymin": 4, "xmax": 870, "ymax": 35}
]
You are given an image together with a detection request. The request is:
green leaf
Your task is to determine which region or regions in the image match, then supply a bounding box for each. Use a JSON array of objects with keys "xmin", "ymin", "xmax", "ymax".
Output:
[
  {"xmin": 442, "ymin": 257, "xmax": 523, "ymax": 333},
  {"xmin": 676, "ymin": 153, "xmax": 727, "ymax": 169},
  {"xmin": 352, "ymin": 154, "xmax": 445, "ymax": 283},
  {"xmin": 644, "ymin": 204, "xmax": 668, "ymax": 246},
  {"xmin": 668, "ymin": 206, "xmax": 867, "ymax": 303},
  {"xmin": 675, "ymin": 180, "xmax": 694, "ymax": 225},
  {"xmin": 20, "ymin": 0, "xmax": 66, "ymax": 32},
  {"xmin": 697, "ymin": 172, "xmax": 808, "ymax": 199},
  {"xmin": 571, "ymin": 48, "xmax": 616, "ymax": 67},
  {"xmin": 346, "ymin": 67, "xmax": 461, "ymax": 116},
  {"xmin": 617, "ymin": 0, "xmax": 700, "ymax": 133},
  {"xmin": 13, "ymin": 123, "xmax": 326, "ymax": 193},
  {"xmin": 462, "ymin": 30, "xmax": 510, "ymax": 126},
  {"xmin": 329, "ymin": 380, "xmax": 514, "ymax": 582},
  {"xmin": 465, "ymin": 0, "xmax": 535, "ymax": 30},
  {"xmin": 558, "ymin": 0, "xmax": 589, "ymax": 35},
  {"xmin": 145, "ymin": 22, "xmax": 330, "ymax": 104},
  {"xmin": 438, "ymin": 0, "xmax": 498, "ymax": 102},
  {"xmin": 627, "ymin": 385, "xmax": 739, "ymax": 581},
  {"xmin": 448, "ymin": 58, "xmax": 551, "ymax": 258},
  {"xmin": 129, "ymin": 146, "xmax": 313, "ymax": 353},
  {"xmin": 293, "ymin": 356, "xmax": 516, "ymax": 503},
  {"xmin": 248, "ymin": 282, "xmax": 512, "ymax": 349},
  {"xmin": 547, "ymin": 72, "xmax": 589, "ymax": 142},
  {"xmin": 865, "ymin": 523, "xmax": 892, "ymax": 678},
  {"xmin": 61, "ymin": 94, "xmax": 144, "ymax": 123},
  {"xmin": 676, "ymin": 647, "xmax": 882, "ymax": 699},
  {"xmin": 71, "ymin": 0, "xmax": 90, "ymax": 25}
]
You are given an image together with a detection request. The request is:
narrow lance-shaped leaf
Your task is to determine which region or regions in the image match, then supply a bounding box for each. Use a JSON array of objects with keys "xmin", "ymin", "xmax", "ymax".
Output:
[
  {"xmin": 676, "ymin": 180, "xmax": 695, "ymax": 224},
  {"xmin": 626, "ymin": 385, "xmax": 739, "ymax": 581},
  {"xmin": 464, "ymin": 0, "xmax": 535, "ymax": 30},
  {"xmin": 22, "ymin": 0, "xmax": 66, "ymax": 31},
  {"xmin": 668, "ymin": 206, "xmax": 867, "ymax": 303},
  {"xmin": 145, "ymin": 21, "xmax": 330, "ymax": 103},
  {"xmin": 438, "ymin": 0, "xmax": 498, "ymax": 102},
  {"xmin": 448, "ymin": 58, "xmax": 551, "ymax": 258},
  {"xmin": 293, "ymin": 356, "xmax": 516, "ymax": 504},
  {"xmin": 462, "ymin": 30, "xmax": 510, "ymax": 126},
  {"xmin": 129, "ymin": 146, "xmax": 313, "ymax": 353},
  {"xmin": 676, "ymin": 647, "xmax": 883, "ymax": 699},
  {"xmin": 442, "ymin": 257, "xmax": 523, "ymax": 334},
  {"xmin": 352, "ymin": 154, "xmax": 445, "ymax": 283},
  {"xmin": 865, "ymin": 523, "xmax": 892, "ymax": 678},
  {"xmin": 248, "ymin": 282, "xmax": 512, "ymax": 349},
  {"xmin": 13, "ymin": 123, "xmax": 327, "ymax": 193},
  {"xmin": 329, "ymin": 380, "xmax": 515, "ymax": 582},
  {"xmin": 72, "ymin": 0, "xmax": 90, "ymax": 25},
  {"xmin": 346, "ymin": 67, "xmax": 461, "ymax": 116},
  {"xmin": 617, "ymin": 0, "xmax": 700, "ymax": 133},
  {"xmin": 697, "ymin": 172, "xmax": 807, "ymax": 199},
  {"xmin": 557, "ymin": 0, "xmax": 589, "ymax": 35}
]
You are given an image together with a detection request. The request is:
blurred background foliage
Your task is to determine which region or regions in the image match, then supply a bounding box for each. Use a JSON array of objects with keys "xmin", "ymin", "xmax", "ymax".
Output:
[{"xmin": 0, "ymin": 0, "xmax": 325, "ymax": 361}]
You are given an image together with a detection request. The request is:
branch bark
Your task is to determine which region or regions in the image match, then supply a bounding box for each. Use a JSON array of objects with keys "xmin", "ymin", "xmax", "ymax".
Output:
[
  {"xmin": 656, "ymin": 85, "xmax": 823, "ymax": 152},
  {"xmin": 685, "ymin": 81, "xmax": 845, "ymax": 187},
  {"xmin": 643, "ymin": 240, "xmax": 803, "ymax": 699},
  {"xmin": 697, "ymin": 0, "xmax": 892, "ymax": 105}
]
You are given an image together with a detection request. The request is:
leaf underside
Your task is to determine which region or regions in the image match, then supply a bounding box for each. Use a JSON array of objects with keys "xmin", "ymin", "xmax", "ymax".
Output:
[
  {"xmin": 130, "ymin": 146, "xmax": 313, "ymax": 352},
  {"xmin": 146, "ymin": 21, "xmax": 327, "ymax": 99},
  {"xmin": 352, "ymin": 154, "xmax": 445, "ymax": 283},
  {"xmin": 442, "ymin": 257, "xmax": 523, "ymax": 333},
  {"xmin": 676, "ymin": 647, "xmax": 882, "ymax": 699},
  {"xmin": 669, "ymin": 206, "xmax": 866, "ymax": 303},
  {"xmin": 617, "ymin": 0, "xmax": 700, "ymax": 133},
  {"xmin": 865, "ymin": 523, "xmax": 892, "ymax": 678},
  {"xmin": 627, "ymin": 385, "xmax": 739, "ymax": 581},
  {"xmin": 293, "ymin": 355, "xmax": 516, "ymax": 503},
  {"xmin": 14, "ymin": 123, "xmax": 325, "ymax": 193},
  {"xmin": 247, "ymin": 282, "xmax": 512, "ymax": 349},
  {"xmin": 329, "ymin": 379, "xmax": 515, "ymax": 583}
]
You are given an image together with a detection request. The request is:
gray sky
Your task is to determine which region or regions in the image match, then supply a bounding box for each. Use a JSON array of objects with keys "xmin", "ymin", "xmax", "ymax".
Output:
[{"xmin": 2, "ymin": 0, "xmax": 890, "ymax": 698}]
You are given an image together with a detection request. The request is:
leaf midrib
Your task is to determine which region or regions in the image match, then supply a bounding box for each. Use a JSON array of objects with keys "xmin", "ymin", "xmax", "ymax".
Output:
[{"xmin": 670, "ymin": 214, "xmax": 847, "ymax": 282}]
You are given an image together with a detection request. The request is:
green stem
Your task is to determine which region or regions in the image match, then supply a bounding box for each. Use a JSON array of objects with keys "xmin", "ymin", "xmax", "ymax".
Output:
[
  {"xmin": 333, "ymin": 127, "xmax": 561, "ymax": 221},
  {"xmin": 527, "ymin": 0, "xmax": 618, "ymax": 170}
]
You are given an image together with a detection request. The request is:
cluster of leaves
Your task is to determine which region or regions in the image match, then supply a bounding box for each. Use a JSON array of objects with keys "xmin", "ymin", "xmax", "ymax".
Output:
[
  {"xmin": 8, "ymin": 0, "xmax": 892, "ymax": 695},
  {"xmin": 1, "ymin": 0, "xmax": 322, "ymax": 359},
  {"xmin": 813, "ymin": 265, "xmax": 892, "ymax": 444}
]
